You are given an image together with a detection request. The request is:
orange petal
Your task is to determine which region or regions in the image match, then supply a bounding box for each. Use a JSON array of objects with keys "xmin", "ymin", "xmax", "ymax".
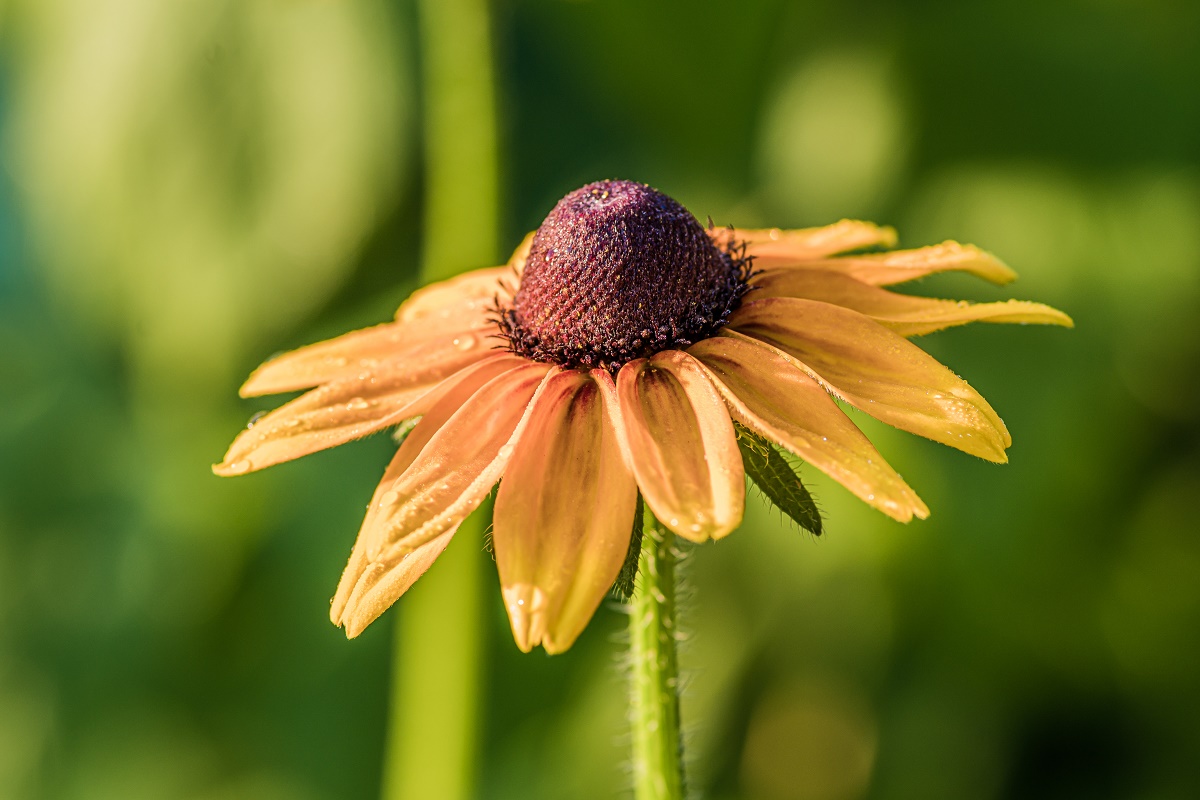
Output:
[
  {"xmin": 752, "ymin": 269, "xmax": 1074, "ymax": 336},
  {"xmin": 493, "ymin": 370, "xmax": 637, "ymax": 654},
  {"xmin": 214, "ymin": 353, "xmax": 527, "ymax": 476},
  {"xmin": 728, "ymin": 298, "xmax": 1011, "ymax": 462},
  {"xmin": 394, "ymin": 266, "xmax": 513, "ymax": 325},
  {"xmin": 688, "ymin": 334, "xmax": 928, "ymax": 522},
  {"xmin": 331, "ymin": 361, "xmax": 553, "ymax": 632},
  {"xmin": 616, "ymin": 351, "xmax": 745, "ymax": 542},
  {"xmin": 711, "ymin": 220, "xmax": 898, "ymax": 262},
  {"xmin": 774, "ymin": 241, "xmax": 1018, "ymax": 286},
  {"xmin": 507, "ymin": 232, "xmax": 534, "ymax": 276},
  {"xmin": 331, "ymin": 527, "xmax": 455, "ymax": 639},
  {"xmin": 240, "ymin": 318, "xmax": 496, "ymax": 397}
]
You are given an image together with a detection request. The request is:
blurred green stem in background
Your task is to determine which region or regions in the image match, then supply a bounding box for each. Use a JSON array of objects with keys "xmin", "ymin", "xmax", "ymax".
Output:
[
  {"xmin": 629, "ymin": 511, "xmax": 685, "ymax": 800},
  {"xmin": 382, "ymin": 0, "xmax": 498, "ymax": 797}
]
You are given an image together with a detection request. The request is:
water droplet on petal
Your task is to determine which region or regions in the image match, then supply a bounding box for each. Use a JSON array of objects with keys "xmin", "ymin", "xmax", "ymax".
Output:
[
  {"xmin": 453, "ymin": 335, "xmax": 477, "ymax": 351},
  {"xmin": 346, "ymin": 397, "xmax": 370, "ymax": 411},
  {"xmin": 226, "ymin": 459, "xmax": 252, "ymax": 474},
  {"xmin": 246, "ymin": 411, "xmax": 266, "ymax": 429}
]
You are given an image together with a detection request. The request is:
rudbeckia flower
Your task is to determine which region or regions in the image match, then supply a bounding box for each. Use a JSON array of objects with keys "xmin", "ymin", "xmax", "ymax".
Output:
[{"xmin": 214, "ymin": 180, "xmax": 1071, "ymax": 653}]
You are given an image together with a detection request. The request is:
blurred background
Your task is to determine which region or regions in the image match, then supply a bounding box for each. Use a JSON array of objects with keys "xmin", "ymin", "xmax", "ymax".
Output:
[{"xmin": 1, "ymin": 1, "xmax": 1198, "ymax": 798}]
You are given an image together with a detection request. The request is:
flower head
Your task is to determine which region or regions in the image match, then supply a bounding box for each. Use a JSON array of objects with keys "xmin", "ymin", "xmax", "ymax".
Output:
[
  {"xmin": 498, "ymin": 180, "xmax": 752, "ymax": 369},
  {"xmin": 215, "ymin": 179, "xmax": 1071, "ymax": 653}
]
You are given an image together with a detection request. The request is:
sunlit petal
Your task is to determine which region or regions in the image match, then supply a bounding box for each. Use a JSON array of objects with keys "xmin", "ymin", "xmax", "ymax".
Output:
[
  {"xmin": 331, "ymin": 528, "xmax": 455, "ymax": 639},
  {"xmin": 494, "ymin": 370, "xmax": 637, "ymax": 654},
  {"xmin": 616, "ymin": 352, "xmax": 745, "ymax": 542},
  {"xmin": 729, "ymin": 298, "xmax": 1011, "ymax": 462},
  {"xmin": 689, "ymin": 334, "xmax": 928, "ymax": 521},
  {"xmin": 331, "ymin": 361, "xmax": 553, "ymax": 632},
  {"xmin": 768, "ymin": 241, "xmax": 1018, "ymax": 286},
  {"xmin": 752, "ymin": 269, "xmax": 1074, "ymax": 336},
  {"xmin": 214, "ymin": 353, "xmax": 527, "ymax": 476},
  {"xmin": 394, "ymin": 266, "xmax": 513, "ymax": 324},
  {"xmin": 711, "ymin": 220, "xmax": 898, "ymax": 261},
  {"xmin": 240, "ymin": 319, "xmax": 495, "ymax": 397}
]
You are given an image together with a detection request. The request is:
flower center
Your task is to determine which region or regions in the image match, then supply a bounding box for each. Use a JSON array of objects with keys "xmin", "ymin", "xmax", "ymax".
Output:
[{"xmin": 498, "ymin": 180, "xmax": 751, "ymax": 370}]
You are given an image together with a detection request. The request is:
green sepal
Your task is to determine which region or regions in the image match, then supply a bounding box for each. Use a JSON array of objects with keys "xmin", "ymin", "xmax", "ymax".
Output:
[
  {"xmin": 611, "ymin": 492, "xmax": 645, "ymax": 601},
  {"xmin": 735, "ymin": 422, "xmax": 823, "ymax": 536},
  {"xmin": 391, "ymin": 416, "xmax": 422, "ymax": 446}
]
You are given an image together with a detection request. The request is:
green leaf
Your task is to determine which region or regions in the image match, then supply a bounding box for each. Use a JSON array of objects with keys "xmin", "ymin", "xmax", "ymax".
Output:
[
  {"xmin": 611, "ymin": 493, "xmax": 645, "ymax": 601},
  {"xmin": 735, "ymin": 423, "xmax": 823, "ymax": 536}
]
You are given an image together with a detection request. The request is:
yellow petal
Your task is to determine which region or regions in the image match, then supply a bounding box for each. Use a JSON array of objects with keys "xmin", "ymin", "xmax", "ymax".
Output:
[
  {"xmin": 394, "ymin": 266, "xmax": 513, "ymax": 324},
  {"xmin": 331, "ymin": 361, "xmax": 553, "ymax": 631},
  {"xmin": 729, "ymin": 298, "xmax": 1011, "ymax": 462},
  {"xmin": 331, "ymin": 528, "xmax": 455, "ymax": 639},
  {"xmin": 493, "ymin": 370, "xmax": 637, "ymax": 654},
  {"xmin": 752, "ymin": 269, "xmax": 1074, "ymax": 336},
  {"xmin": 772, "ymin": 241, "xmax": 1018, "ymax": 286},
  {"xmin": 688, "ymin": 334, "xmax": 928, "ymax": 522},
  {"xmin": 711, "ymin": 220, "xmax": 898, "ymax": 261},
  {"xmin": 616, "ymin": 351, "xmax": 745, "ymax": 542},
  {"xmin": 240, "ymin": 318, "xmax": 496, "ymax": 398},
  {"xmin": 214, "ymin": 353, "xmax": 526, "ymax": 476}
]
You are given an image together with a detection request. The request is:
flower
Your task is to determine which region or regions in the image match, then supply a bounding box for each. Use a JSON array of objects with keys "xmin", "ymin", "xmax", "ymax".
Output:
[{"xmin": 214, "ymin": 180, "xmax": 1071, "ymax": 653}]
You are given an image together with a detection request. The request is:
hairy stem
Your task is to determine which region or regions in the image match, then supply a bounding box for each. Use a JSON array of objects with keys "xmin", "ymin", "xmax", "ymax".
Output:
[{"xmin": 629, "ymin": 510, "xmax": 685, "ymax": 800}]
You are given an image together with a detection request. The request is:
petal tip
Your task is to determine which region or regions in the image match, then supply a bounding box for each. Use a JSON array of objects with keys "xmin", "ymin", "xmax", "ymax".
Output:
[
  {"xmin": 343, "ymin": 615, "xmax": 368, "ymax": 639},
  {"xmin": 966, "ymin": 244, "xmax": 1018, "ymax": 284},
  {"xmin": 503, "ymin": 584, "xmax": 545, "ymax": 653},
  {"xmin": 238, "ymin": 369, "xmax": 278, "ymax": 398},
  {"xmin": 212, "ymin": 459, "xmax": 253, "ymax": 477}
]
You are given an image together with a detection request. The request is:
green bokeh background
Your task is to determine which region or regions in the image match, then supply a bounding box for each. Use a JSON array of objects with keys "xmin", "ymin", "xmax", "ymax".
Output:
[{"xmin": 2, "ymin": 1, "xmax": 1198, "ymax": 798}]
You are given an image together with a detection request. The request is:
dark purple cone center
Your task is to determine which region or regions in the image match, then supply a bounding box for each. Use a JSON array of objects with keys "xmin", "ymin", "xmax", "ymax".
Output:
[{"xmin": 499, "ymin": 180, "xmax": 751, "ymax": 370}]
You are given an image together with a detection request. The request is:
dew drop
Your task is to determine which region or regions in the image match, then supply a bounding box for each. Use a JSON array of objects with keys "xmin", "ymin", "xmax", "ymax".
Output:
[
  {"xmin": 380, "ymin": 490, "xmax": 400, "ymax": 506},
  {"xmin": 346, "ymin": 397, "xmax": 370, "ymax": 411},
  {"xmin": 453, "ymin": 335, "xmax": 477, "ymax": 351},
  {"xmin": 226, "ymin": 459, "xmax": 252, "ymax": 474},
  {"xmin": 246, "ymin": 411, "xmax": 266, "ymax": 429}
]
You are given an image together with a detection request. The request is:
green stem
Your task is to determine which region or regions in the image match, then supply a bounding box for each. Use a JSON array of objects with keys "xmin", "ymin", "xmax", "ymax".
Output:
[
  {"xmin": 629, "ymin": 511, "xmax": 685, "ymax": 800},
  {"xmin": 382, "ymin": 508, "xmax": 486, "ymax": 800},
  {"xmin": 382, "ymin": 0, "xmax": 498, "ymax": 797}
]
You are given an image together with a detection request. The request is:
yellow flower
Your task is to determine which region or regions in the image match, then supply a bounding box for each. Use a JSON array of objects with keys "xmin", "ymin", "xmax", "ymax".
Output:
[{"xmin": 214, "ymin": 180, "xmax": 1071, "ymax": 653}]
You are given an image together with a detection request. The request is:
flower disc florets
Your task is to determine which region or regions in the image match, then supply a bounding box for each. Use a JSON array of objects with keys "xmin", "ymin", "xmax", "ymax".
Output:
[{"xmin": 498, "ymin": 180, "xmax": 753, "ymax": 370}]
